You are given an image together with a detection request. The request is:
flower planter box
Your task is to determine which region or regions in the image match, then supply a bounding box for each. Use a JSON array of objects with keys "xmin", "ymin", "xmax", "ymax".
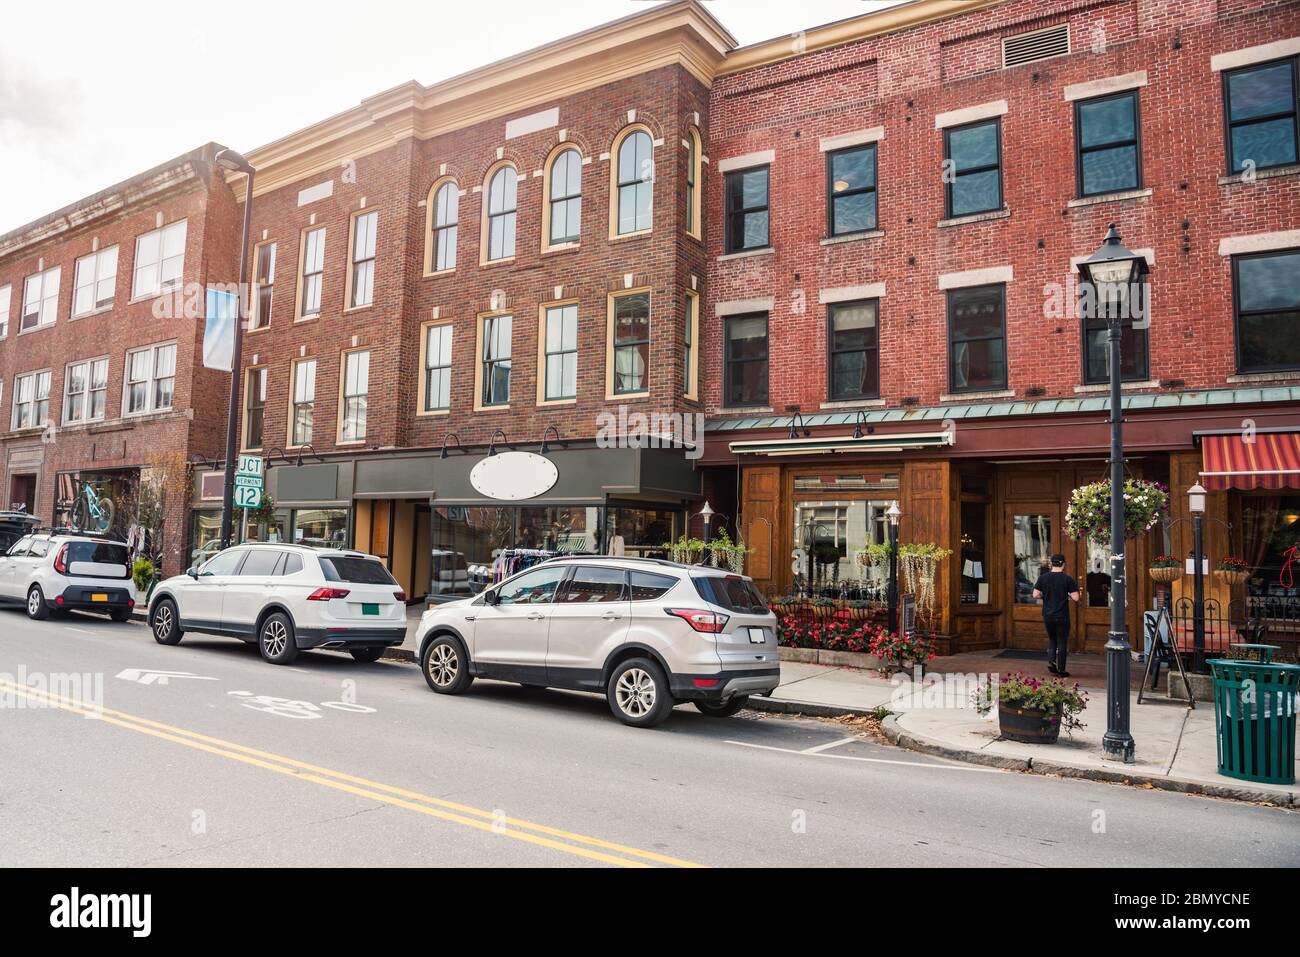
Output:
[
  {"xmin": 998, "ymin": 703, "xmax": 1063, "ymax": 744},
  {"xmin": 1148, "ymin": 566, "xmax": 1180, "ymax": 583},
  {"xmin": 1215, "ymin": 569, "xmax": 1249, "ymax": 587}
]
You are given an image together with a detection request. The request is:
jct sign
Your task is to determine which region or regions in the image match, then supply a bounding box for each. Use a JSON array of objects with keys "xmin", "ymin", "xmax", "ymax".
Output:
[{"xmin": 235, "ymin": 454, "xmax": 264, "ymax": 510}]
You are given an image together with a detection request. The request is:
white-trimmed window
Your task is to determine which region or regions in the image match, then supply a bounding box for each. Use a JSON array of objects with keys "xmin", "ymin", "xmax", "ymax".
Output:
[
  {"xmin": 349, "ymin": 211, "xmax": 377, "ymax": 308},
  {"xmin": 547, "ymin": 148, "xmax": 582, "ymax": 246},
  {"xmin": 424, "ymin": 324, "xmax": 452, "ymax": 411},
  {"xmin": 684, "ymin": 290, "xmax": 699, "ymax": 398},
  {"xmin": 124, "ymin": 342, "xmax": 176, "ymax": 415},
  {"xmin": 0, "ymin": 284, "xmax": 10, "ymax": 339},
  {"xmin": 252, "ymin": 242, "xmax": 276, "ymax": 329},
  {"xmin": 340, "ymin": 350, "xmax": 369, "ymax": 443},
  {"xmin": 73, "ymin": 246, "xmax": 118, "ymax": 316},
  {"xmin": 615, "ymin": 129, "xmax": 653, "ymax": 235},
  {"xmin": 63, "ymin": 358, "xmax": 108, "ymax": 424},
  {"xmin": 485, "ymin": 167, "xmax": 517, "ymax": 262},
  {"xmin": 300, "ymin": 226, "xmax": 326, "ymax": 319},
  {"xmin": 542, "ymin": 304, "xmax": 578, "ymax": 401},
  {"xmin": 244, "ymin": 367, "xmax": 267, "ymax": 449},
  {"xmin": 290, "ymin": 359, "xmax": 316, "ymax": 446},
  {"xmin": 481, "ymin": 315, "xmax": 512, "ymax": 406},
  {"xmin": 431, "ymin": 182, "xmax": 458, "ymax": 272},
  {"xmin": 12, "ymin": 370, "xmax": 51, "ymax": 430},
  {"xmin": 132, "ymin": 220, "xmax": 187, "ymax": 299},
  {"xmin": 21, "ymin": 266, "xmax": 60, "ymax": 332}
]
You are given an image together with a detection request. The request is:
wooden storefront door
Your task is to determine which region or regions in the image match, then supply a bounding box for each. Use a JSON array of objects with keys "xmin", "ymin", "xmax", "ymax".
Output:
[{"xmin": 1004, "ymin": 503, "xmax": 1062, "ymax": 650}]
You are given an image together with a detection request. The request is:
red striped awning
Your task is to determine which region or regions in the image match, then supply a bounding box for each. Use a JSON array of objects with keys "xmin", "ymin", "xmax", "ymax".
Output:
[{"xmin": 1200, "ymin": 432, "xmax": 1300, "ymax": 490}]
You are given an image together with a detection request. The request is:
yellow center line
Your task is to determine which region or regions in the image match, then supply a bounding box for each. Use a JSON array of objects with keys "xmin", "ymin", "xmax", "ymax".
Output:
[{"xmin": 0, "ymin": 679, "xmax": 703, "ymax": 869}]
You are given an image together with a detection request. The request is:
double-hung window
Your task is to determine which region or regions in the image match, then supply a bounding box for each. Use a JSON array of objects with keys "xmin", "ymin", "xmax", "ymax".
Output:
[
  {"xmin": 724, "ymin": 166, "xmax": 770, "ymax": 253},
  {"xmin": 827, "ymin": 300, "xmax": 881, "ymax": 400},
  {"xmin": 548, "ymin": 149, "xmax": 582, "ymax": 246},
  {"xmin": 611, "ymin": 292, "xmax": 650, "ymax": 395},
  {"xmin": 684, "ymin": 291, "xmax": 699, "ymax": 398},
  {"xmin": 21, "ymin": 266, "xmax": 60, "ymax": 332},
  {"xmin": 542, "ymin": 304, "xmax": 578, "ymax": 401},
  {"xmin": 73, "ymin": 246, "xmax": 118, "ymax": 316},
  {"xmin": 1224, "ymin": 57, "xmax": 1299, "ymax": 173},
  {"xmin": 724, "ymin": 313, "xmax": 769, "ymax": 408},
  {"xmin": 947, "ymin": 285, "xmax": 1007, "ymax": 392},
  {"xmin": 1075, "ymin": 91, "xmax": 1142, "ymax": 197},
  {"xmin": 486, "ymin": 167, "xmax": 517, "ymax": 261},
  {"xmin": 944, "ymin": 119, "xmax": 1002, "ymax": 218},
  {"xmin": 615, "ymin": 130, "xmax": 653, "ymax": 235},
  {"xmin": 1083, "ymin": 277, "xmax": 1149, "ymax": 383},
  {"xmin": 124, "ymin": 343, "xmax": 176, "ymax": 415},
  {"xmin": 1233, "ymin": 248, "xmax": 1300, "ymax": 373},
  {"xmin": 0, "ymin": 284, "xmax": 9, "ymax": 338},
  {"xmin": 291, "ymin": 359, "xmax": 316, "ymax": 446},
  {"xmin": 340, "ymin": 350, "xmax": 369, "ymax": 442},
  {"xmin": 12, "ymin": 371, "xmax": 51, "ymax": 430},
  {"xmin": 253, "ymin": 243, "xmax": 276, "ymax": 328},
  {"xmin": 827, "ymin": 145, "xmax": 877, "ymax": 236},
  {"xmin": 299, "ymin": 227, "xmax": 325, "ymax": 319},
  {"xmin": 431, "ymin": 182, "xmax": 458, "ymax": 272},
  {"xmin": 481, "ymin": 315, "xmax": 512, "ymax": 406},
  {"xmin": 132, "ymin": 220, "xmax": 186, "ymax": 298},
  {"xmin": 349, "ymin": 211, "xmax": 377, "ymax": 308},
  {"xmin": 244, "ymin": 367, "xmax": 267, "ymax": 449},
  {"xmin": 64, "ymin": 358, "xmax": 108, "ymax": 424},
  {"xmin": 423, "ymin": 324, "xmax": 452, "ymax": 411}
]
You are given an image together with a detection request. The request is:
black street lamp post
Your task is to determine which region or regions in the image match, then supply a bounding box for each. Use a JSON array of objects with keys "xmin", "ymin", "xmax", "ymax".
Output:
[
  {"xmin": 1077, "ymin": 223, "xmax": 1148, "ymax": 764},
  {"xmin": 887, "ymin": 502, "xmax": 901, "ymax": 633},
  {"xmin": 1189, "ymin": 482, "xmax": 1208, "ymax": 671},
  {"xmin": 216, "ymin": 149, "xmax": 257, "ymax": 550}
]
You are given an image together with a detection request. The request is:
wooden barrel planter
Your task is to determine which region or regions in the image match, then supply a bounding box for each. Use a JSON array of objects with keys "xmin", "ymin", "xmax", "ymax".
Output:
[{"xmin": 998, "ymin": 704, "xmax": 1063, "ymax": 744}]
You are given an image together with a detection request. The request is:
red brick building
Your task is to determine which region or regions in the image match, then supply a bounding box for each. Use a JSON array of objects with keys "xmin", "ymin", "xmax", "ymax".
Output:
[
  {"xmin": 0, "ymin": 143, "xmax": 241, "ymax": 575},
  {"xmin": 699, "ymin": 0, "xmax": 1300, "ymax": 654}
]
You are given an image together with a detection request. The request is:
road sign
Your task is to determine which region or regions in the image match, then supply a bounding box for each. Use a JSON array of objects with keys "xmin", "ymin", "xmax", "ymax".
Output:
[
  {"xmin": 236, "ymin": 454, "xmax": 264, "ymax": 479},
  {"xmin": 234, "ymin": 485, "xmax": 263, "ymax": 509},
  {"xmin": 233, "ymin": 474, "xmax": 262, "ymax": 488}
]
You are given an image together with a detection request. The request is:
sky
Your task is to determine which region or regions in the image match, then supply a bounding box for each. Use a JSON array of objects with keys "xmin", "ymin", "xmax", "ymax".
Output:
[{"xmin": 0, "ymin": 0, "xmax": 903, "ymax": 234}]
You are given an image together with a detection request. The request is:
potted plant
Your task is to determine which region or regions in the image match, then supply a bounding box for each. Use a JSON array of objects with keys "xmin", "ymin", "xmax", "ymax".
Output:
[
  {"xmin": 1064, "ymin": 478, "xmax": 1169, "ymax": 547},
  {"xmin": 1214, "ymin": 556, "xmax": 1250, "ymax": 587},
  {"xmin": 866, "ymin": 626, "xmax": 936, "ymax": 675},
  {"xmin": 1148, "ymin": 555, "xmax": 1180, "ymax": 582},
  {"xmin": 973, "ymin": 672, "xmax": 1089, "ymax": 744}
]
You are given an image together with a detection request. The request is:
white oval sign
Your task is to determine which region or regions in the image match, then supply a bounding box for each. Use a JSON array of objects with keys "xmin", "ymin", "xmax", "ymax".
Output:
[{"xmin": 469, "ymin": 450, "xmax": 559, "ymax": 501}]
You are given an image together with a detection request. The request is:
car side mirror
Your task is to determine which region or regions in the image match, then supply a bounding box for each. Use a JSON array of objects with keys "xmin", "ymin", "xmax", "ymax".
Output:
[
  {"xmin": 483, "ymin": 588, "xmax": 500, "ymax": 606},
  {"xmin": 187, "ymin": 565, "xmax": 199, "ymax": 579}
]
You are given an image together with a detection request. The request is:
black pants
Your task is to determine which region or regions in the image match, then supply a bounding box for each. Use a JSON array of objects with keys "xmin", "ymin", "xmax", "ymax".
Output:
[{"xmin": 1045, "ymin": 618, "xmax": 1070, "ymax": 672}]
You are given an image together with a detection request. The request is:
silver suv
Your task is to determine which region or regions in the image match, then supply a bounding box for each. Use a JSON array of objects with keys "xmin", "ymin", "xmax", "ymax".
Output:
[{"xmin": 414, "ymin": 557, "xmax": 779, "ymax": 727}]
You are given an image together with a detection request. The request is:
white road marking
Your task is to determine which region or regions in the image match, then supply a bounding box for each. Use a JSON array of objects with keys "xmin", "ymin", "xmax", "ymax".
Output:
[
  {"xmin": 725, "ymin": 739, "xmax": 1007, "ymax": 774},
  {"xmin": 116, "ymin": 668, "xmax": 219, "ymax": 686},
  {"xmin": 800, "ymin": 736, "xmax": 857, "ymax": 754}
]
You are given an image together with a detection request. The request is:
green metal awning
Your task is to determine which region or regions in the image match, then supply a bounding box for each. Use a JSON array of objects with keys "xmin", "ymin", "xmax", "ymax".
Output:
[{"xmin": 728, "ymin": 430, "xmax": 953, "ymax": 457}]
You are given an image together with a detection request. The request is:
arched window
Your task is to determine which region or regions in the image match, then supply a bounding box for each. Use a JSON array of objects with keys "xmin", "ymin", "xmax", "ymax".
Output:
[
  {"xmin": 614, "ymin": 129, "xmax": 653, "ymax": 235},
  {"xmin": 547, "ymin": 147, "xmax": 582, "ymax": 246},
  {"xmin": 485, "ymin": 165, "xmax": 517, "ymax": 261},
  {"xmin": 431, "ymin": 181, "xmax": 458, "ymax": 272},
  {"xmin": 685, "ymin": 127, "xmax": 702, "ymax": 238}
]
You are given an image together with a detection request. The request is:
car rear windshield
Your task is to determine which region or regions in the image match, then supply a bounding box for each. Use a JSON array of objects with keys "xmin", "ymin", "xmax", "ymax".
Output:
[
  {"xmin": 67, "ymin": 541, "xmax": 129, "ymax": 573},
  {"xmin": 320, "ymin": 555, "xmax": 398, "ymax": 585},
  {"xmin": 692, "ymin": 575, "xmax": 768, "ymax": 614}
]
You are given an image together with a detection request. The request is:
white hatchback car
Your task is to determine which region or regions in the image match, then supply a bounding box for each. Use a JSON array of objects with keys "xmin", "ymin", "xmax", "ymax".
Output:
[
  {"xmin": 147, "ymin": 543, "xmax": 407, "ymax": 664},
  {"xmin": 0, "ymin": 533, "xmax": 136, "ymax": 621}
]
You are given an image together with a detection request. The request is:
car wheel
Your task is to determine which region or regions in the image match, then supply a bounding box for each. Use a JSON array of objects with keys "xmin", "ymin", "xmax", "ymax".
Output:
[
  {"xmin": 150, "ymin": 598, "xmax": 184, "ymax": 645},
  {"xmin": 694, "ymin": 696, "xmax": 749, "ymax": 718},
  {"xmin": 421, "ymin": 635, "xmax": 473, "ymax": 694},
  {"xmin": 258, "ymin": 612, "xmax": 298, "ymax": 665},
  {"xmin": 26, "ymin": 585, "xmax": 50, "ymax": 621},
  {"xmin": 109, "ymin": 608, "xmax": 133, "ymax": 623},
  {"xmin": 349, "ymin": 647, "xmax": 384, "ymax": 663},
  {"xmin": 607, "ymin": 657, "xmax": 674, "ymax": 728}
]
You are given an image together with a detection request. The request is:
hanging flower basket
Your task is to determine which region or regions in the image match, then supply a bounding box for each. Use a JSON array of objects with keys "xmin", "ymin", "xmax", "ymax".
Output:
[
  {"xmin": 1148, "ymin": 555, "xmax": 1180, "ymax": 582},
  {"xmin": 1064, "ymin": 479, "xmax": 1169, "ymax": 547},
  {"xmin": 1214, "ymin": 557, "xmax": 1250, "ymax": 587}
]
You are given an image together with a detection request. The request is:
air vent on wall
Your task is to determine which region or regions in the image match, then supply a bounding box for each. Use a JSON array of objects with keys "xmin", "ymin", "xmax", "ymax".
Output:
[{"xmin": 1002, "ymin": 24, "xmax": 1070, "ymax": 69}]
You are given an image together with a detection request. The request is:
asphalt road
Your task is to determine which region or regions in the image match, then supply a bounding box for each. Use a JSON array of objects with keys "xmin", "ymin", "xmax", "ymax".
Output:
[{"xmin": 1, "ymin": 606, "xmax": 1296, "ymax": 868}]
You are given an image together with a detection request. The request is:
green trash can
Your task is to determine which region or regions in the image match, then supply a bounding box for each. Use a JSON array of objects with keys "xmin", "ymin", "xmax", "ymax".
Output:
[{"xmin": 1208, "ymin": 659, "xmax": 1300, "ymax": 785}]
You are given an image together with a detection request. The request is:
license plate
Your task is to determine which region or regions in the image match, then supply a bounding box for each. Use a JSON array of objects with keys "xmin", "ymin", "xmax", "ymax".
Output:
[
  {"xmin": 91, "ymin": 593, "xmax": 108, "ymax": 603},
  {"xmin": 362, "ymin": 603, "xmax": 379, "ymax": 616},
  {"xmin": 748, "ymin": 627, "xmax": 766, "ymax": 644}
]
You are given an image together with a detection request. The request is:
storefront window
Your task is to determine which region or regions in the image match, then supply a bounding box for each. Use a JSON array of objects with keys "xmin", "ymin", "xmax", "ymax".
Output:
[
  {"xmin": 607, "ymin": 508, "xmax": 677, "ymax": 557},
  {"xmin": 959, "ymin": 500, "xmax": 989, "ymax": 605},
  {"xmin": 1241, "ymin": 495, "xmax": 1300, "ymax": 609},
  {"xmin": 293, "ymin": 508, "xmax": 349, "ymax": 548},
  {"xmin": 430, "ymin": 506, "xmax": 515, "ymax": 598},
  {"xmin": 189, "ymin": 510, "xmax": 221, "ymax": 567},
  {"xmin": 516, "ymin": 507, "xmax": 596, "ymax": 553},
  {"xmin": 793, "ymin": 499, "xmax": 895, "ymax": 597},
  {"xmin": 1083, "ymin": 539, "xmax": 1113, "ymax": 608},
  {"xmin": 1012, "ymin": 514, "xmax": 1054, "ymax": 604}
]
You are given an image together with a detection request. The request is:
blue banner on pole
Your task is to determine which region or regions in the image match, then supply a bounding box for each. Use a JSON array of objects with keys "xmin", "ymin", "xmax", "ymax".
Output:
[{"xmin": 203, "ymin": 287, "xmax": 239, "ymax": 371}]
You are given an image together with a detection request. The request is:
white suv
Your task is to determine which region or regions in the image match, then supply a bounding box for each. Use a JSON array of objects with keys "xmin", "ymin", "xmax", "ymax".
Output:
[
  {"xmin": 414, "ymin": 557, "xmax": 780, "ymax": 727},
  {"xmin": 0, "ymin": 533, "xmax": 136, "ymax": 621},
  {"xmin": 148, "ymin": 543, "xmax": 407, "ymax": 665}
]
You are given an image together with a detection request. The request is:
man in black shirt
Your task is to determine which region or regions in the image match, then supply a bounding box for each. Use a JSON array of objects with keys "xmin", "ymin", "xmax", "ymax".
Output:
[{"xmin": 1033, "ymin": 553, "xmax": 1080, "ymax": 677}]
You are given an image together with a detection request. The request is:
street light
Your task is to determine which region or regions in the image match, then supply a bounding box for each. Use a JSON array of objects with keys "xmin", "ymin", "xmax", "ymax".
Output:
[
  {"xmin": 1078, "ymin": 223, "xmax": 1148, "ymax": 765},
  {"xmin": 1189, "ymin": 482, "xmax": 1207, "ymax": 670},
  {"xmin": 886, "ymin": 502, "xmax": 901, "ymax": 634},
  {"xmin": 698, "ymin": 501, "xmax": 715, "ymax": 557},
  {"xmin": 215, "ymin": 148, "xmax": 256, "ymax": 550}
]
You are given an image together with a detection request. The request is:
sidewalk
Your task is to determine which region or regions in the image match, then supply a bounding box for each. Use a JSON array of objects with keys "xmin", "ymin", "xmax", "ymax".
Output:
[{"xmin": 751, "ymin": 660, "xmax": 1297, "ymax": 806}]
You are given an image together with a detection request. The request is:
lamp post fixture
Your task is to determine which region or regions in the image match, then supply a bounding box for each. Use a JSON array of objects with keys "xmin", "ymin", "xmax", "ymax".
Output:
[
  {"xmin": 886, "ymin": 502, "xmax": 901, "ymax": 633},
  {"xmin": 698, "ymin": 501, "xmax": 715, "ymax": 553},
  {"xmin": 1188, "ymin": 482, "xmax": 1208, "ymax": 671},
  {"xmin": 1078, "ymin": 222, "xmax": 1148, "ymax": 764},
  {"xmin": 216, "ymin": 148, "xmax": 256, "ymax": 550}
]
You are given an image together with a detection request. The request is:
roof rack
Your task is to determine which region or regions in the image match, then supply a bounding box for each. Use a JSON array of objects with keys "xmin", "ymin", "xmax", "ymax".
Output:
[
  {"xmin": 539, "ymin": 554, "xmax": 711, "ymax": 571},
  {"xmin": 30, "ymin": 525, "xmax": 129, "ymax": 543}
]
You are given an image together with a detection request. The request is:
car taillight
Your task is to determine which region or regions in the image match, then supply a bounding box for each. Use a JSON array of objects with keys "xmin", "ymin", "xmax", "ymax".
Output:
[
  {"xmin": 307, "ymin": 587, "xmax": 350, "ymax": 601},
  {"xmin": 53, "ymin": 544, "xmax": 69, "ymax": 574},
  {"xmin": 393, "ymin": 590, "xmax": 406, "ymax": 602},
  {"xmin": 665, "ymin": 608, "xmax": 729, "ymax": 633}
]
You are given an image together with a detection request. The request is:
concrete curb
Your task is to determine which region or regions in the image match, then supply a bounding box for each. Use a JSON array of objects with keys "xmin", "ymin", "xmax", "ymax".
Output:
[
  {"xmin": 880, "ymin": 714, "xmax": 1297, "ymax": 806},
  {"xmin": 746, "ymin": 696, "xmax": 872, "ymax": 719}
]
